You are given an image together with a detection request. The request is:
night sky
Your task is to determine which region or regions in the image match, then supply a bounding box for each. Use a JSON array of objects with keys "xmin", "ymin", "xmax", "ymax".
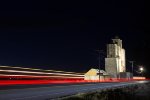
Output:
[{"xmin": 0, "ymin": 1, "xmax": 149, "ymax": 76}]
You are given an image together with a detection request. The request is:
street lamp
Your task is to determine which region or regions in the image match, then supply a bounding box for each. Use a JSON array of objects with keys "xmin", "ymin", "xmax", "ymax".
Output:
[
  {"xmin": 140, "ymin": 67, "xmax": 143, "ymax": 71},
  {"xmin": 139, "ymin": 66, "xmax": 144, "ymax": 77}
]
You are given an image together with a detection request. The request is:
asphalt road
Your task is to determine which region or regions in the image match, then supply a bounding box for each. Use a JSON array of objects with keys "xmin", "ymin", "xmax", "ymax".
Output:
[{"xmin": 0, "ymin": 81, "xmax": 148, "ymax": 100}]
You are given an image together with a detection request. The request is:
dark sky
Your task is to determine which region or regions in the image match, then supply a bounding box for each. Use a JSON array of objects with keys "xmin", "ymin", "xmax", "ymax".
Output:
[{"xmin": 0, "ymin": 1, "xmax": 149, "ymax": 76}]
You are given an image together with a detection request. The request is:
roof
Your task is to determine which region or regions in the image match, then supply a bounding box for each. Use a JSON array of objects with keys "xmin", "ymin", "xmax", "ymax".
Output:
[
  {"xmin": 94, "ymin": 69, "xmax": 109, "ymax": 75},
  {"xmin": 85, "ymin": 68, "xmax": 109, "ymax": 76},
  {"xmin": 114, "ymin": 35, "xmax": 120, "ymax": 39}
]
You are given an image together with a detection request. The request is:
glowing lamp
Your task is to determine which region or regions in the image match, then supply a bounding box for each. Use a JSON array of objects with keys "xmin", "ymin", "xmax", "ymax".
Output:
[{"xmin": 140, "ymin": 67, "xmax": 143, "ymax": 71}]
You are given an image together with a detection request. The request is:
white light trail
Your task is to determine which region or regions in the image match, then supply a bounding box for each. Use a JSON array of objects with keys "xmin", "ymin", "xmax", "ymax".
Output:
[
  {"xmin": 0, "ymin": 74, "xmax": 83, "ymax": 78},
  {"xmin": 0, "ymin": 70, "xmax": 84, "ymax": 76},
  {"xmin": 0, "ymin": 66, "xmax": 84, "ymax": 74}
]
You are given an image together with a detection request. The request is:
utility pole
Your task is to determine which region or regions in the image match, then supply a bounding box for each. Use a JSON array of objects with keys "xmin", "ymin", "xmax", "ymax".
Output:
[
  {"xmin": 129, "ymin": 61, "xmax": 134, "ymax": 76},
  {"xmin": 96, "ymin": 50, "xmax": 103, "ymax": 82}
]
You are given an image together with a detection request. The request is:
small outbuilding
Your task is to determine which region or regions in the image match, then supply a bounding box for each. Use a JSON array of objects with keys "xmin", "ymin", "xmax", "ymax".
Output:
[{"xmin": 84, "ymin": 68, "xmax": 110, "ymax": 81}]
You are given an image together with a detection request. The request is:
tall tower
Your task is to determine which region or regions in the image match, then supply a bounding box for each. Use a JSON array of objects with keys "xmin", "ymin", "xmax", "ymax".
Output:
[{"xmin": 105, "ymin": 36, "xmax": 126, "ymax": 78}]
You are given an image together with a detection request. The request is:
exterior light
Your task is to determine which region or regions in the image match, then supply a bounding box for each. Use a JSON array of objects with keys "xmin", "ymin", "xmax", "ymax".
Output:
[
  {"xmin": 140, "ymin": 67, "xmax": 143, "ymax": 71},
  {"xmin": 139, "ymin": 66, "xmax": 144, "ymax": 77}
]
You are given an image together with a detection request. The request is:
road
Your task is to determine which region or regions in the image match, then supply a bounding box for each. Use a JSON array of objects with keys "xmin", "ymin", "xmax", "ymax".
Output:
[{"xmin": 0, "ymin": 81, "xmax": 148, "ymax": 100}]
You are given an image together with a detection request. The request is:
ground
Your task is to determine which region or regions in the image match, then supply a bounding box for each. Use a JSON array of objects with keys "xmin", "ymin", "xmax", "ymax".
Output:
[{"xmin": 60, "ymin": 82, "xmax": 150, "ymax": 100}]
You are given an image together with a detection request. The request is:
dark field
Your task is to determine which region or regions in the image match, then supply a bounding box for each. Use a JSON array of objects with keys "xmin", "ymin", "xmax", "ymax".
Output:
[{"xmin": 61, "ymin": 82, "xmax": 150, "ymax": 100}]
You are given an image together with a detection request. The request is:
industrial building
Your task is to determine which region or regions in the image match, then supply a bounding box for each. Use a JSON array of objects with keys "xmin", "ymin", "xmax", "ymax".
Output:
[
  {"xmin": 105, "ymin": 36, "xmax": 126, "ymax": 78},
  {"xmin": 84, "ymin": 36, "xmax": 132, "ymax": 80}
]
